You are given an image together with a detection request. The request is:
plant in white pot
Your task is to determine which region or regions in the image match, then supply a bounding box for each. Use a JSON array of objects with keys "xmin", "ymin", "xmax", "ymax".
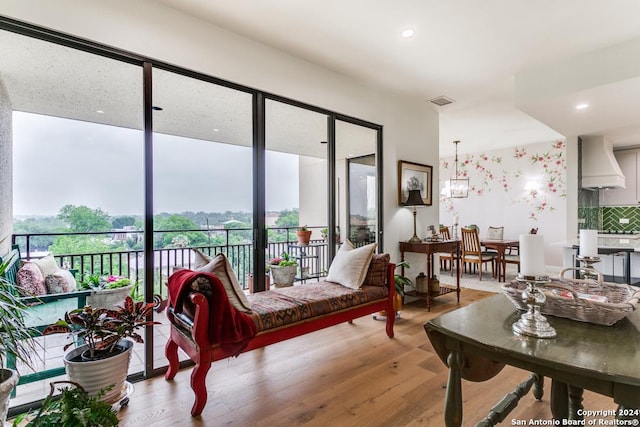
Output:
[
  {"xmin": 269, "ymin": 252, "xmax": 298, "ymax": 288},
  {"xmin": 43, "ymin": 296, "xmax": 158, "ymax": 404},
  {"xmin": 81, "ymin": 274, "xmax": 134, "ymax": 310},
  {"xmin": 0, "ymin": 259, "xmax": 39, "ymax": 423}
]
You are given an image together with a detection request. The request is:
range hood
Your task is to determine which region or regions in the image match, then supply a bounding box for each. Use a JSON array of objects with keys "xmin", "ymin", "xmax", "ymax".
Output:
[{"xmin": 581, "ymin": 135, "xmax": 626, "ymax": 189}]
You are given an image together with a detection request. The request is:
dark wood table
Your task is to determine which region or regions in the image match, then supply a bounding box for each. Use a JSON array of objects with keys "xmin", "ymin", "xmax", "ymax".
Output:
[
  {"xmin": 424, "ymin": 294, "xmax": 640, "ymax": 426},
  {"xmin": 399, "ymin": 240, "xmax": 460, "ymax": 310},
  {"xmin": 481, "ymin": 239, "xmax": 519, "ymax": 282}
]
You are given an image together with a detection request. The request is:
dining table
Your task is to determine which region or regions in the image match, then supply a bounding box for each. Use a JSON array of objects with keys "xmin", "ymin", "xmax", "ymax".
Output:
[{"xmin": 481, "ymin": 239, "xmax": 519, "ymax": 282}]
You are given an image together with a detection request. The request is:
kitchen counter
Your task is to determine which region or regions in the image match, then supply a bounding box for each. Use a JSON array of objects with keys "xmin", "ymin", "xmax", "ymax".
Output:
[{"xmin": 564, "ymin": 236, "xmax": 640, "ymax": 285}]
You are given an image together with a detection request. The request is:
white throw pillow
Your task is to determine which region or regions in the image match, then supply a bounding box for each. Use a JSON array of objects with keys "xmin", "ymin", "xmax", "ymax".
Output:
[
  {"xmin": 196, "ymin": 253, "xmax": 252, "ymax": 313},
  {"xmin": 32, "ymin": 254, "xmax": 60, "ymax": 278},
  {"xmin": 45, "ymin": 268, "xmax": 77, "ymax": 294},
  {"xmin": 192, "ymin": 248, "xmax": 213, "ymax": 270},
  {"xmin": 326, "ymin": 241, "xmax": 377, "ymax": 289}
]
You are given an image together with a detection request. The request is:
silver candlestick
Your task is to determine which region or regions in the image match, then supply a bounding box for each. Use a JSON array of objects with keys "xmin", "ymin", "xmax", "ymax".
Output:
[
  {"xmin": 512, "ymin": 274, "xmax": 557, "ymax": 339},
  {"xmin": 575, "ymin": 255, "xmax": 601, "ymax": 281}
]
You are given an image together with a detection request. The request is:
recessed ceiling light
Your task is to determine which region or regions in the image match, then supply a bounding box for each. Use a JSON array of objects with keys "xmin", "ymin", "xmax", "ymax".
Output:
[
  {"xmin": 401, "ymin": 28, "xmax": 415, "ymax": 38},
  {"xmin": 576, "ymin": 103, "xmax": 589, "ymax": 110},
  {"xmin": 213, "ymin": 128, "xmax": 219, "ymax": 132},
  {"xmin": 96, "ymin": 110, "xmax": 104, "ymax": 114}
]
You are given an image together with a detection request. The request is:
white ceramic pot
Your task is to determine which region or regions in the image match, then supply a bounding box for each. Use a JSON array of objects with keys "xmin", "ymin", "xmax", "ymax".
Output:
[
  {"xmin": 64, "ymin": 340, "xmax": 132, "ymax": 404},
  {"xmin": 0, "ymin": 369, "xmax": 18, "ymax": 423},
  {"xmin": 87, "ymin": 285, "xmax": 133, "ymax": 309},
  {"xmin": 270, "ymin": 265, "xmax": 297, "ymax": 287}
]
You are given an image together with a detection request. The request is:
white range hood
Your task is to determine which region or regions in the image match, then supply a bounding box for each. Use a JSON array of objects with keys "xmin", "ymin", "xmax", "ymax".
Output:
[{"xmin": 581, "ymin": 135, "xmax": 626, "ymax": 189}]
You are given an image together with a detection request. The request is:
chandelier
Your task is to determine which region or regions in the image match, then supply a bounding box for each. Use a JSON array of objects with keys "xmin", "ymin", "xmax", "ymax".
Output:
[{"xmin": 444, "ymin": 140, "xmax": 469, "ymax": 198}]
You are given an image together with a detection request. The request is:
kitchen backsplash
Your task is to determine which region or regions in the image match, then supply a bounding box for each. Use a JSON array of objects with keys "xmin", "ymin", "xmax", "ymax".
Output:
[{"xmin": 599, "ymin": 206, "xmax": 640, "ymax": 233}]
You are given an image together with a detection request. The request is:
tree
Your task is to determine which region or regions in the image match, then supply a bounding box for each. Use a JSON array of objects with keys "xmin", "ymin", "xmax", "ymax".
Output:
[
  {"xmin": 111, "ymin": 216, "xmax": 135, "ymax": 229},
  {"xmin": 57, "ymin": 205, "xmax": 111, "ymax": 233},
  {"xmin": 275, "ymin": 209, "xmax": 299, "ymax": 228},
  {"xmin": 153, "ymin": 215, "xmax": 208, "ymax": 248}
]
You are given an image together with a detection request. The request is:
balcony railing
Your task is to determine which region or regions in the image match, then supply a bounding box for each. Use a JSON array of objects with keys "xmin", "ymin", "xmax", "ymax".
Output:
[{"xmin": 11, "ymin": 226, "xmax": 329, "ymax": 299}]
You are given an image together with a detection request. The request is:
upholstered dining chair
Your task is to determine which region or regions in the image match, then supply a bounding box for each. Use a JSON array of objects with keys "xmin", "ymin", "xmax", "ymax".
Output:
[
  {"xmin": 461, "ymin": 227, "xmax": 496, "ymax": 280},
  {"xmin": 438, "ymin": 226, "xmax": 454, "ymax": 275},
  {"xmin": 484, "ymin": 225, "xmax": 504, "ymax": 255}
]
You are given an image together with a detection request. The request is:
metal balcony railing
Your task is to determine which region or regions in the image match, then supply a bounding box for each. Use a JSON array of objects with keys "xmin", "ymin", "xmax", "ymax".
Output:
[{"xmin": 11, "ymin": 226, "xmax": 330, "ymax": 299}]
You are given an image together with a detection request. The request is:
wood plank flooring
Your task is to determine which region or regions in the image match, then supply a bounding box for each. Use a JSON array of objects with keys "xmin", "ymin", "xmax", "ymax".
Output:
[{"xmin": 116, "ymin": 289, "xmax": 617, "ymax": 426}]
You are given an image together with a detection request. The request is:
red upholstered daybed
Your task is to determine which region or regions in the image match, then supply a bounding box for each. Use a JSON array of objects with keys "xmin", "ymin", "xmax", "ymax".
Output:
[{"xmin": 164, "ymin": 258, "xmax": 396, "ymax": 417}]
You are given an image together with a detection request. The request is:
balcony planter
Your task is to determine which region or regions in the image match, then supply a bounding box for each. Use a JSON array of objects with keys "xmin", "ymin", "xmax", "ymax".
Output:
[
  {"xmin": 87, "ymin": 284, "xmax": 133, "ymax": 309},
  {"xmin": 270, "ymin": 265, "xmax": 297, "ymax": 288},
  {"xmin": 296, "ymin": 229, "xmax": 312, "ymax": 245}
]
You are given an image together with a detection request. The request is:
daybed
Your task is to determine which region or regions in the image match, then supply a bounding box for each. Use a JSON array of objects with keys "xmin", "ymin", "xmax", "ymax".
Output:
[{"xmin": 164, "ymin": 244, "xmax": 396, "ymax": 417}]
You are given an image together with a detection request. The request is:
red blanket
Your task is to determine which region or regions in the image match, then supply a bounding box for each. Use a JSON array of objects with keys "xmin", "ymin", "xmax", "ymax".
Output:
[{"xmin": 168, "ymin": 269, "xmax": 257, "ymax": 356}]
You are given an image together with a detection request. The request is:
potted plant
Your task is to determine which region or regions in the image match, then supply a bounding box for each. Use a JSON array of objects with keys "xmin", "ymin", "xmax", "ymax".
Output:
[
  {"xmin": 296, "ymin": 225, "xmax": 312, "ymax": 245},
  {"xmin": 81, "ymin": 274, "xmax": 134, "ymax": 309},
  {"xmin": 0, "ymin": 259, "xmax": 39, "ymax": 424},
  {"xmin": 42, "ymin": 296, "xmax": 158, "ymax": 404},
  {"xmin": 269, "ymin": 252, "xmax": 298, "ymax": 288},
  {"xmin": 14, "ymin": 381, "xmax": 119, "ymax": 426},
  {"xmin": 374, "ymin": 262, "xmax": 413, "ymax": 320},
  {"xmin": 320, "ymin": 228, "xmax": 328, "ymax": 240}
]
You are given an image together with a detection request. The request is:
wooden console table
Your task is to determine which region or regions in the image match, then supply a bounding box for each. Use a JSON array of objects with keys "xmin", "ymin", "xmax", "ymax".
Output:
[
  {"xmin": 424, "ymin": 294, "xmax": 640, "ymax": 426},
  {"xmin": 399, "ymin": 240, "xmax": 460, "ymax": 310}
]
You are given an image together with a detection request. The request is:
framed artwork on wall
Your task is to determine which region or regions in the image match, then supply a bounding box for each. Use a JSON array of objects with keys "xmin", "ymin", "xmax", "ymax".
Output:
[{"xmin": 398, "ymin": 160, "xmax": 432, "ymax": 206}]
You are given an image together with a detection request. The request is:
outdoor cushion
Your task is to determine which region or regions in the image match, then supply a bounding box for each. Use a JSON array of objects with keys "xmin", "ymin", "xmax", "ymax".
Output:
[{"xmin": 16, "ymin": 261, "xmax": 47, "ymax": 296}]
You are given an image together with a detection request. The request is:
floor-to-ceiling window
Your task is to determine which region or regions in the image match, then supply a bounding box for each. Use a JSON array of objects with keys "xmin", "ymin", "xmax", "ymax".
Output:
[
  {"xmin": 1, "ymin": 28, "xmax": 144, "ymax": 407},
  {"xmin": 336, "ymin": 120, "xmax": 381, "ymax": 249},
  {"xmin": 0, "ymin": 17, "xmax": 383, "ymax": 413},
  {"xmin": 151, "ymin": 67, "xmax": 253, "ymax": 367},
  {"xmin": 265, "ymin": 100, "xmax": 329, "ymax": 283}
]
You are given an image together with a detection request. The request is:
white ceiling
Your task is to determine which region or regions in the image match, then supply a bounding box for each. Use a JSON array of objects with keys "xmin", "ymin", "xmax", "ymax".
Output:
[{"xmin": 155, "ymin": 0, "xmax": 640, "ymax": 157}]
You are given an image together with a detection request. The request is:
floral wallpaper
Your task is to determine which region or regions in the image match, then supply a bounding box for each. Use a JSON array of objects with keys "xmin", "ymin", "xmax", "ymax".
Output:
[{"xmin": 440, "ymin": 140, "xmax": 567, "ymax": 221}]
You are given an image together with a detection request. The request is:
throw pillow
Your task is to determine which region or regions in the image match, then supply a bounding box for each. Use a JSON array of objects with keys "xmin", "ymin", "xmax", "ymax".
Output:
[
  {"xmin": 196, "ymin": 253, "xmax": 252, "ymax": 313},
  {"xmin": 32, "ymin": 254, "xmax": 59, "ymax": 278},
  {"xmin": 192, "ymin": 248, "xmax": 213, "ymax": 270},
  {"xmin": 16, "ymin": 262, "xmax": 47, "ymax": 296},
  {"xmin": 326, "ymin": 240, "xmax": 377, "ymax": 289},
  {"xmin": 362, "ymin": 253, "xmax": 390, "ymax": 287},
  {"xmin": 45, "ymin": 269, "xmax": 77, "ymax": 294}
]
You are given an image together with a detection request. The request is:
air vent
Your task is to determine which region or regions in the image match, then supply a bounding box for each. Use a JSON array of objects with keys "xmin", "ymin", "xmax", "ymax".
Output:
[{"xmin": 429, "ymin": 96, "xmax": 454, "ymax": 106}]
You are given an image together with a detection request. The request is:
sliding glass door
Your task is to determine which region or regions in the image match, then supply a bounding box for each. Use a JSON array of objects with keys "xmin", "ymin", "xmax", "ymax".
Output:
[
  {"xmin": 152, "ymin": 67, "xmax": 253, "ymax": 367},
  {"xmin": 335, "ymin": 120, "xmax": 380, "ymax": 249},
  {"xmin": 265, "ymin": 100, "xmax": 329, "ymax": 286}
]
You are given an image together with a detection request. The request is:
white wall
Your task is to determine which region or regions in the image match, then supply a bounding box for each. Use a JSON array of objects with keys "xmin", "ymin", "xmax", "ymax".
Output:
[
  {"xmin": 439, "ymin": 140, "xmax": 570, "ymax": 268},
  {"xmin": 0, "ymin": 79, "xmax": 11, "ymax": 255},
  {"xmin": 0, "ymin": 0, "xmax": 440, "ymax": 262}
]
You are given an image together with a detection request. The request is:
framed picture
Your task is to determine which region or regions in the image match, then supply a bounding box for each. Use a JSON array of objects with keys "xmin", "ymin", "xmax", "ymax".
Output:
[{"xmin": 398, "ymin": 160, "xmax": 432, "ymax": 206}]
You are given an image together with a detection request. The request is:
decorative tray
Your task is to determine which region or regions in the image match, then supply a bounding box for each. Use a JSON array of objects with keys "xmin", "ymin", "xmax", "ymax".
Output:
[{"xmin": 502, "ymin": 268, "xmax": 640, "ymax": 326}]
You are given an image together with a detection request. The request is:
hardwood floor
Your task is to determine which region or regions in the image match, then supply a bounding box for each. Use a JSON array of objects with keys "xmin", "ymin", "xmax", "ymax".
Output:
[{"xmin": 117, "ymin": 289, "xmax": 616, "ymax": 426}]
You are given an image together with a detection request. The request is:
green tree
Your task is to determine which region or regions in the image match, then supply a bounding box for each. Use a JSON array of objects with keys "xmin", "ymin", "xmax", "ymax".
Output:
[
  {"xmin": 112, "ymin": 216, "xmax": 135, "ymax": 229},
  {"xmin": 57, "ymin": 205, "xmax": 111, "ymax": 233},
  {"xmin": 154, "ymin": 215, "xmax": 208, "ymax": 248},
  {"xmin": 275, "ymin": 209, "xmax": 299, "ymax": 228}
]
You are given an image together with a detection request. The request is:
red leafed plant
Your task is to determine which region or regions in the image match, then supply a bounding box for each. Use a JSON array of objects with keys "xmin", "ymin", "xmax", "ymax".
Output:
[{"xmin": 43, "ymin": 296, "xmax": 159, "ymax": 359}]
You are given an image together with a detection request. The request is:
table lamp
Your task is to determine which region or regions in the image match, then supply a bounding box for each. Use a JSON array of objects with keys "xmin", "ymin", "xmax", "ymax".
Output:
[{"xmin": 404, "ymin": 189, "xmax": 426, "ymax": 243}]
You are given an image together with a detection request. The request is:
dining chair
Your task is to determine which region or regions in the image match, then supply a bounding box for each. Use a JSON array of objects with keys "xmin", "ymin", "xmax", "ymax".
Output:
[
  {"xmin": 461, "ymin": 227, "xmax": 496, "ymax": 280},
  {"xmin": 486, "ymin": 226, "xmax": 504, "ymax": 240},
  {"xmin": 484, "ymin": 225, "xmax": 504, "ymax": 255},
  {"xmin": 438, "ymin": 226, "xmax": 454, "ymax": 275}
]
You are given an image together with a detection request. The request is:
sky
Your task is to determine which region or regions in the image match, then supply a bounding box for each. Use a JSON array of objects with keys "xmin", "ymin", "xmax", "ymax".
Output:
[{"xmin": 12, "ymin": 112, "xmax": 299, "ymax": 217}]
